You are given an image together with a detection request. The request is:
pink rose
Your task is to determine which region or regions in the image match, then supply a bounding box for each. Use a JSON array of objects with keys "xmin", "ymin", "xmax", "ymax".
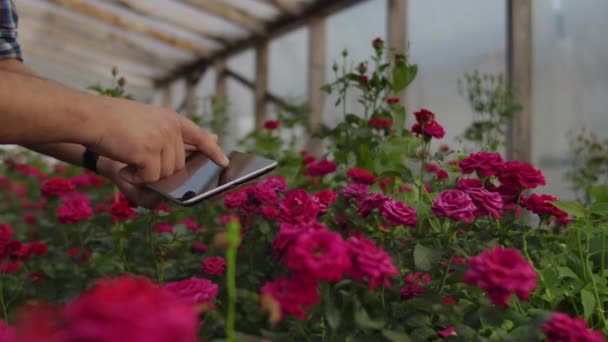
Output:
[
  {"xmin": 542, "ymin": 312, "xmax": 606, "ymax": 342},
  {"xmin": 284, "ymin": 229, "xmax": 351, "ymax": 282},
  {"xmin": 278, "ymin": 190, "xmax": 322, "ymax": 224},
  {"xmin": 357, "ymin": 193, "xmax": 390, "ymax": 217},
  {"xmin": 224, "ymin": 191, "xmax": 247, "ymax": 209},
  {"xmin": 431, "ymin": 190, "xmax": 477, "ymax": 223},
  {"xmin": 462, "ymin": 246, "xmax": 538, "ymax": 307},
  {"xmin": 313, "ymin": 189, "xmax": 337, "ymax": 213},
  {"xmin": 164, "ymin": 277, "xmax": 219, "ymax": 307},
  {"xmin": 346, "ymin": 233, "xmax": 398, "ymax": 290},
  {"xmin": 463, "ymin": 187, "xmax": 503, "ymax": 219},
  {"xmin": 304, "ymin": 158, "xmax": 337, "ymax": 177},
  {"xmin": 379, "ymin": 199, "xmax": 417, "ymax": 227},
  {"xmin": 260, "ymin": 276, "xmax": 320, "ymax": 320}
]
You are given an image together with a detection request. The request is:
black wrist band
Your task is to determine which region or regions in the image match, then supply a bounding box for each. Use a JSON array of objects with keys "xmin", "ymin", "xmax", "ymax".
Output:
[{"xmin": 83, "ymin": 149, "xmax": 99, "ymax": 174}]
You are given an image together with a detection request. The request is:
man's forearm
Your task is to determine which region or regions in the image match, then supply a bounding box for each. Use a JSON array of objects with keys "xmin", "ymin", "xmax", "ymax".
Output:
[
  {"xmin": 23, "ymin": 142, "xmax": 86, "ymax": 168},
  {"xmin": 0, "ymin": 61, "xmax": 105, "ymax": 146}
]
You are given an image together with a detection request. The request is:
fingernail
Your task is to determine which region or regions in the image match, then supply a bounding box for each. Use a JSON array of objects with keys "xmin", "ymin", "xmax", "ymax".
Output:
[{"xmin": 222, "ymin": 155, "xmax": 230, "ymax": 166}]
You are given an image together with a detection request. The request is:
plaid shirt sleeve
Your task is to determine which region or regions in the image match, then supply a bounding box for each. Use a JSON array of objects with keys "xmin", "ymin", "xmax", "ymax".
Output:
[{"xmin": 0, "ymin": 0, "xmax": 21, "ymax": 61}]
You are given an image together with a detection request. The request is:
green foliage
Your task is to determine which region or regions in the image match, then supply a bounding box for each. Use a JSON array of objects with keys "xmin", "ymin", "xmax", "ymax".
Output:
[
  {"xmin": 565, "ymin": 128, "xmax": 608, "ymax": 204},
  {"xmin": 458, "ymin": 70, "xmax": 522, "ymax": 152}
]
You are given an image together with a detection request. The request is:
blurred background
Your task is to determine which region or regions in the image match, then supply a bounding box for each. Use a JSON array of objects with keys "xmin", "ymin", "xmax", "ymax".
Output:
[{"xmin": 15, "ymin": 0, "xmax": 608, "ymax": 200}]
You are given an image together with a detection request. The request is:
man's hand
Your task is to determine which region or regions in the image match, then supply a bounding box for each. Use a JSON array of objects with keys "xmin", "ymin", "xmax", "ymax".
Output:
[
  {"xmin": 97, "ymin": 156, "xmax": 163, "ymax": 209},
  {"xmin": 84, "ymin": 96, "xmax": 228, "ymax": 185}
]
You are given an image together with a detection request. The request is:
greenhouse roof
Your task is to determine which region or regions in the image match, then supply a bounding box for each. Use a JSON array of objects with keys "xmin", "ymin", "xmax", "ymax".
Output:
[{"xmin": 17, "ymin": 0, "xmax": 365, "ymax": 87}]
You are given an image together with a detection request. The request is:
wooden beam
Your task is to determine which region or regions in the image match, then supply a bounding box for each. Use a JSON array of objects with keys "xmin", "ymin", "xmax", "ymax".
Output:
[
  {"xmin": 156, "ymin": 0, "xmax": 370, "ymax": 86},
  {"xmin": 17, "ymin": 1, "xmax": 191, "ymax": 64},
  {"xmin": 179, "ymin": 0, "xmax": 266, "ymax": 34},
  {"xmin": 215, "ymin": 59, "xmax": 227, "ymax": 100},
  {"xmin": 46, "ymin": 0, "xmax": 209, "ymax": 55},
  {"xmin": 253, "ymin": 0, "xmax": 302, "ymax": 15},
  {"xmin": 19, "ymin": 17, "xmax": 167, "ymax": 68},
  {"xmin": 223, "ymin": 69, "xmax": 292, "ymax": 111},
  {"xmin": 185, "ymin": 74, "xmax": 202, "ymax": 118},
  {"xmin": 506, "ymin": 0, "xmax": 532, "ymax": 162},
  {"xmin": 387, "ymin": 0, "xmax": 408, "ymax": 105},
  {"xmin": 255, "ymin": 41, "xmax": 269, "ymax": 129},
  {"xmin": 24, "ymin": 45, "xmax": 153, "ymax": 88},
  {"xmin": 110, "ymin": 0, "xmax": 229, "ymax": 45},
  {"xmin": 307, "ymin": 16, "xmax": 326, "ymax": 156},
  {"xmin": 19, "ymin": 32, "xmax": 163, "ymax": 79}
]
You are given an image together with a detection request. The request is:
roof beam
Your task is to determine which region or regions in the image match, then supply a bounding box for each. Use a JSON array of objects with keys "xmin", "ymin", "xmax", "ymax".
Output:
[
  {"xmin": 24, "ymin": 45, "xmax": 153, "ymax": 88},
  {"xmin": 46, "ymin": 0, "xmax": 209, "ymax": 55},
  {"xmin": 18, "ymin": 0, "xmax": 193, "ymax": 64},
  {"xmin": 254, "ymin": 0, "xmax": 303, "ymax": 15},
  {"xmin": 19, "ymin": 17, "xmax": 166, "ymax": 67},
  {"xmin": 110, "ymin": 0, "xmax": 230, "ymax": 45},
  {"xmin": 156, "ymin": 0, "xmax": 370, "ymax": 86},
  {"xmin": 179, "ymin": 0, "xmax": 266, "ymax": 34}
]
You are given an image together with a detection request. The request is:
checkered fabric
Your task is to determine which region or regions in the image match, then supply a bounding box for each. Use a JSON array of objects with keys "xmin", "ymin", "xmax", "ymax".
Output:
[{"xmin": 0, "ymin": 0, "xmax": 21, "ymax": 61}]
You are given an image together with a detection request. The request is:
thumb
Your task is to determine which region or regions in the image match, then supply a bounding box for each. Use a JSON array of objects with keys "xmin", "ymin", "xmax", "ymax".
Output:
[{"xmin": 118, "ymin": 165, "xmax": 144, "ymax": 185}]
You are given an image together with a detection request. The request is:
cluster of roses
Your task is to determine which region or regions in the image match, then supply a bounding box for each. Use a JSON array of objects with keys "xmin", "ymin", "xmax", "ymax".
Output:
[
  {"xmin": 452, "ymin": 151, "xmax": 568, "ymax": 225},
  {"xmin": 0, "ymin": 223, "xmax": 47, "ymax": 275},
  {"xmin": 223, "ymin": 174, "xmax": 401, "ymax": 321},
  {"xmin": 0, "ymin": 274, "xmax": 219, "ymax": 341}
]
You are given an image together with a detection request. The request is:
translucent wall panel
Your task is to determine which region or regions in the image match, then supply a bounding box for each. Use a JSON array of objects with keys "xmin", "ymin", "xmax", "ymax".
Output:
[
  {"xmin": 531, "ymin": 0, "xmax": 608, "ymax": 199},
  {"xmin": 324, "ymin": 0, "xmax": 388, "ymax": 127},
  {"xmin": 269, "ymin": 28, "xmax": 309, "ymax": 105},
  {"xmin": 407, "ymin": 0, "xmax": 506, "ymax": 150}
]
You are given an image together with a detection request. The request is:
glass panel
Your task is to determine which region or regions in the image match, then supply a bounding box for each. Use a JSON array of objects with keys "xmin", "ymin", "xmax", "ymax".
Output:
[
  {"xmin": 531, "ymin": 0, "xmax": 608, "ymax": 199},
  {"xmin": 407, "ymin": 0, "xmax": 506, "ymax": 150}
]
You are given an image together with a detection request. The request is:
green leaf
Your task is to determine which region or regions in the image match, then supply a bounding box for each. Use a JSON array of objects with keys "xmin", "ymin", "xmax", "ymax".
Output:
[
  {"xmin": 413, "ymin": 243, "xmax": 439, "ymax": 272},
  {"xmin": 590, "ymin": 185, "xmax": 608, "ymax": 203},
  {"xmin": 393, "ymin": 106, "xmax": 406, "ymax": 136},
  {"xmin": 382, "ymin": 329, "xmax": 412, "ymax": 342},
  {"xmin": 405, "ymin": 314, "xmax": 428, "ymax": 328},
  {"xmin": 590, "ymin": 202, "xmax": 608, "ymax": 217},
  {"xmin": 557, "ymin": 266, "xmax": 581, "ymax": 282},
  {"xmin": 354, "ymin": 304, "xmax": 385, "ymax": 330},
  {"xmin": 325, "ymin": 292, "xmax": 341, "ymax": 330},
  {"xmin": 550, "ymin": 201, "xmax": 586, "ymax": 218},
  {"xmin": 581, "ymin": 288, "xmax": 596, "ymax": 321},
  {"xmin": 392, "ymin": 64, "xmax": 418, "ymax": 92},
  {"xmin": 320, "ymin": 84, "xmax": 333, "ymax": 94}
]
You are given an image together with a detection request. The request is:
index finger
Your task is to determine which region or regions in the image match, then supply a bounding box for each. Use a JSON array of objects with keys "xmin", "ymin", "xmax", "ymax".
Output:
[{"xmin": 179, "ymin": 117, "xmax": 229, "ymax": 167}]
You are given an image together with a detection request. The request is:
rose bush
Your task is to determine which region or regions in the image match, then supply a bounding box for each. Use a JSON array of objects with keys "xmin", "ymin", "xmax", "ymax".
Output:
[{"xmin": 0, "ymin": 40, "xmax": 606, "ymax": 342}]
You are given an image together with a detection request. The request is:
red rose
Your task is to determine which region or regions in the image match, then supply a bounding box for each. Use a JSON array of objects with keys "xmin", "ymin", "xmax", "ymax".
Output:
[
  {"xmin": 68, "ymin": 247, "xmax": 91, "ymax": 264},
  {"xmin": 386, "ymin": 97, "xmax": 400, "ymax": 105},
  {"xmin": 57, "ymin": 193, "xmax": 93, "ymax": 225},
  {"xmin": 263, "ymin": 120, "xmax": 280, "ymax": 130},
  {"xmin": 411, "ymin": 121, "xmax": 445, "ymax": 139},
  {"xmin": 278, "ymin": 190, "xmax": 322, "ymax": 224},
  {"xmin": 109, "ymin": 198, "xmax": 137, "ymax": 222},
  {"xmin": 346, "ymin": 233, "xmax": 398, "ymax": 290},
  {"xmin": 372, "ymin": 37, "xmax": 384, "ymax": 49},
  {"xmin": 357, "ymin": 192, "xmax": 390, "ymax": 217},
  {"xmin": 498, "ymin": 160, "xmax": 546, "ymax": 189},
  {"xmin": 313, "ymin": 189, "xmax": 337, "ymax": 213},
  {"xmin": 457, "ymin": 178, "xmax": 483, "ymax": 189},
  {"xmin": 462, "ymin": 246, "xmax": 538, "ymax": 307},
  {"xmin": 304, "ymin": 158, "xmax": 337, "ymax": 177},
  {"xmin": 359, "ymin": 75, "xmax": 369, "ymax": 85},
  {"xmin": 201, "ymin": 256, "xmax": 226, "ymax": 276},
  {"xmin": 368, "ymin": 117, "xmax": 393, "ymax": 130},
  {"xmin": 260, "ymin": 276, "xmax": 320, "ymax": 320},
  {"xmin": 542, "ymin": 312, "xmax": 606, "ymax": 342},
  {"xmin": 61, "ymin": 275, "xmax": 198, "ymax": 342},
  {"xmin": 459, "ymin": 152, "xmax": 505, "ymax": 177},
  {"xmin": 436, "ymin": 169, "xmax": 449, "ymax": 180},
  {"xmin": 414, "ymin": 108, "xmax": 435, "ymax": 123},
  {"xmin": 520, "ymin": 194, "xmax": 568, "ymax": 221},
  {"xmin": 346, "ymin": 168, "xmax": 377, "ymax": 185},
  {"xmin": 40, "ymin": 177, "xmax": 75, "ymax": 197}
]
